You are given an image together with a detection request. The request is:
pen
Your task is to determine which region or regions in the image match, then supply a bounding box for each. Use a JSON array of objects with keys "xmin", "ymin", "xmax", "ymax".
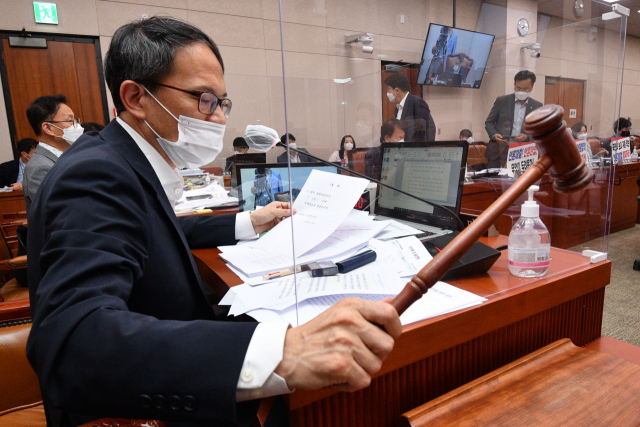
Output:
[{"xmin": 262, "ymin": 266, "xmax": 303, "ymax": 280}]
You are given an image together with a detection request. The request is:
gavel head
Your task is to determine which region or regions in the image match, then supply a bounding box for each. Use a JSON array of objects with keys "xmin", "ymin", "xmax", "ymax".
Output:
[{"xmin": 523, "ymin": 104, "xmax": 593, "ymax": 193}]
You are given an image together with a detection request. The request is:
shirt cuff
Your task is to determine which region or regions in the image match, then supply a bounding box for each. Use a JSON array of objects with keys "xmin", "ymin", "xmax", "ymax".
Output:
[
  {"xmin": 235, "ymin": 211, "xmax": 256, "ymax": 240},
  {"xmin": 236, "ymin": 322, "xmax": 293, "ymax": 402}
]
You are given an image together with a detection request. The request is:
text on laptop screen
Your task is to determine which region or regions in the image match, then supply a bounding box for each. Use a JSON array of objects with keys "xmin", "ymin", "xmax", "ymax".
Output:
[
  {"xmin": 236, "ymin": 163, "xmax": 337, "ymax": 212},
  {"xmin": 378, "ymin": 145, "xmax": 465, "ymax": 215}
]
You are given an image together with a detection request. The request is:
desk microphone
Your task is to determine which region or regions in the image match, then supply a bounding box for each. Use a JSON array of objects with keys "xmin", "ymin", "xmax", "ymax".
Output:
[{"xmin": 243, "ymin": 125, "xmax": 465, "ymax": 231}]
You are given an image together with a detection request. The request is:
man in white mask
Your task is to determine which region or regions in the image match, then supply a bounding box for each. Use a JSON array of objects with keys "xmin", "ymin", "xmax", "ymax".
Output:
[
  {"xmin": 23, "ymin": 94, "xmax": 83, "ymax": 212},
  {"xmin": 484, "ymin": 70, "xmax": 543, "ymax": 168},
  {"xmin": 25, "ymin": 16, "xmax": 400, "ymax": 427}
]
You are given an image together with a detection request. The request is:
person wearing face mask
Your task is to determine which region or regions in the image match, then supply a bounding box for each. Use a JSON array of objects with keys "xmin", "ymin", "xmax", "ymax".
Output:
[
  {"xmin": 484, "ymin": 70, "xmax": 543, "ymax": 168},
  {"xmin": 365, "ymin": 119, "xmax": 404, "ymax": 180},
  {"xmin": 328, "ymin": 135, "xmax": 356, "ymax": 169},
  {"xmin": 276, "ymin": 133, "xmax": 318, "ymax": 163},
  {"xmin": 25, "ymin": 17, "xmax": 401, "ymax": 427},
  {"xmin": 23, "ymin": 94, "xmax": 84, "ymax": 212},
  {"xmin": 571, "ymin": 122, "xmax": 609, "ymax": 157},
  {"xmin": 0, "ymin": 138, "xmax": 38, "ymax": 190},
  {"xmin": 384, "ymin": 72, "xmax": 436, "ymax": 142}
]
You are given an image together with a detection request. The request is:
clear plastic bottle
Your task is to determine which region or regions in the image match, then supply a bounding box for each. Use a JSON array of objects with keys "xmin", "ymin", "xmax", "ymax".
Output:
[
  {"xmin": 508, "ymin": 185, "xmax": 550, "ymax": 277},
  {"xmin": 631, "ymin": 147, "xmax": 638, "ymax": 162}
]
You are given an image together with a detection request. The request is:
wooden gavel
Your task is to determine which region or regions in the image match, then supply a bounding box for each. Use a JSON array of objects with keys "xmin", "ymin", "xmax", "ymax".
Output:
[{"xmin": 390, "ymin": 105, "xmax": 594, "ymax": 315}]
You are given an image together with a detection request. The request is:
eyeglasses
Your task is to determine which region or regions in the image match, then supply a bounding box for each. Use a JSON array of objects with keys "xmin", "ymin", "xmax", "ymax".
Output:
[
  {"xmin": 153, "ymin": 83, "xmax": 232, "ymax": 117},
  {"xmin": 46, "ymin": 118, "xmax": 81, "ymax": 126}
]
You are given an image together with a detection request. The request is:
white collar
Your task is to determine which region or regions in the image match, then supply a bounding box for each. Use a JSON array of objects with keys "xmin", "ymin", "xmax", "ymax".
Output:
[
  {"xmin": 398, "ymin": 92, "xmax": 409, "ymax": 109},
  {"xmin": 38, "ymin": 142, "xmax": 64, "ymax": 158},
  {"xmin": 116, "ymin": 118, "xmax": 184, "ymax": 203}
]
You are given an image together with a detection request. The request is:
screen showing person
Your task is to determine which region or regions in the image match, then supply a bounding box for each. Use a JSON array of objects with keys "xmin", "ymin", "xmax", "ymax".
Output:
[{"xmin": 417, "ymin": 24, "xmax": 495, "ymax": 88}]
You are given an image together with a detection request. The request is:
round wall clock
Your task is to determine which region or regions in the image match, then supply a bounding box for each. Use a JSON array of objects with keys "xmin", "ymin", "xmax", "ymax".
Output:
[{"xmin": 517, "ymin": 18, "xmax": 529, "ymax": 37}]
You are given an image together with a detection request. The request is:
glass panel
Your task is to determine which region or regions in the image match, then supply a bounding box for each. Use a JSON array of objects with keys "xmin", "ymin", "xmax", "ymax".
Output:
[{"xmin": 216, "ymin": 2, "xmax": 628, "ymax": 329}]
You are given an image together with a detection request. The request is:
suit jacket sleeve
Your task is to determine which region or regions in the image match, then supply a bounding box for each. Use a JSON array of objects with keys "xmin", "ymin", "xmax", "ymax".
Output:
[
  {"xmin": 364, "ymin": 149, "xmax": 373, "ymax": 179},
  {"xmin": 178, "ymin": 214, "xmax": 237, "ymax": 248},
  {"xmin": 25, "ymin": 158, "xmax": 53, "ymax": 204},
  {"xmin": 485, "ymin": 96, "xmax": 502, "ymax": 140},
  {"xmin": 26, "ymin": 155, "xmax": 257, "ymax": 425}
]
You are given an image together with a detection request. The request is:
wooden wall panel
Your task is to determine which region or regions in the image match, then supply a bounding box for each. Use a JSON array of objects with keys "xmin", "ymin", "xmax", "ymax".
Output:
[
  {"xmin": 290, "ymin": 288, "xmax": 605, "ymax": 427},
  {"xmin": 72, "ymin": 42, "xmax": 105, "ymax": 126}
]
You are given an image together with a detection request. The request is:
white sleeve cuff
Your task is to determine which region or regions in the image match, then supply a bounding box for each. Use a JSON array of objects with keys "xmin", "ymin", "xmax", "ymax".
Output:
[
  {"xmin": 235, "ymin": 211, "xmax": 256, "ymax": 240},
  {"xmin": 236, "ymin": 322, "xmax": 293, "ymax": 402}
]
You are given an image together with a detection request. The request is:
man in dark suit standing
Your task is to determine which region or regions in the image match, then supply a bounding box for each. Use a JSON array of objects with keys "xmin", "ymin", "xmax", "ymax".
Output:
[
  {"xmin": 384, "ymin": 72, "xmax": 436, "ymax": 142},
  {"xmin": 26, "ymin": 17, "xmax": 400, "ymax": 427},
  {"xmin": 0, "ymin": 138, "xmax": 38, "ymax": 190},
  {"xmin": 276, "ymin": 133, "xmax": 318, "ymax": 163},
  {"xmin": 484, "ymin": 70, "xmax": 543, "ymax": 168}
]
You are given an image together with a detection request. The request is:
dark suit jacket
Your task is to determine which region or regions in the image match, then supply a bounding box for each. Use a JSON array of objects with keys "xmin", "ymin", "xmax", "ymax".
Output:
[
  {"xmin": 23, "ymin": 144, "xmax": 59, "ymax": 212},
  {"xmin": 484, "ymin": 94, "xmax": 543, "ymax": 168},
  {"xmin": 26, "ymin": 121, "xmax": 259, "ymax": 427},
  {"xmin": 276, "ymin": 147, "xmax": 318, "ymax": 163},
  {"xmin": 0, "ymin": 159, "xmax": 19, "ymax": 188},
  {"xmin": 364, "ymin": 145, "xmax": 382, "ymax": 180},
  {"xmin": 397, "ymin": 93, "xmax": 436, "ymax": 142}
]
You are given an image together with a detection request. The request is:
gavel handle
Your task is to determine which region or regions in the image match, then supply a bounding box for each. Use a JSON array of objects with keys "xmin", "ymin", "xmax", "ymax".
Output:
[{"xmin": 391, "ymin": 155, "xmax": 555, "ymax": 315}]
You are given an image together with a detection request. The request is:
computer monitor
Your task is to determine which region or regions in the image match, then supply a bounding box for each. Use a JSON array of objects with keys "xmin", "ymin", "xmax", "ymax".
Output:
[
  {"xmin": 226, "ymin": 153, "xmax": 267, "ymax": 187},
  {"xmin": 417, "ymin": 24, "xmax": 495, "ymax": 88},
  {"xmin": 374, "ymin": 141, "xmax": 469, "ymax": 230},
  {"xmin": 235, "ymin": 162, "xmax": 338, "ymax": 212}
]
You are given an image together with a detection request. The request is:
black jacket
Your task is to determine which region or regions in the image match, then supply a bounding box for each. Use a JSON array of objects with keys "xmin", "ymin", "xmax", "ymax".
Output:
[
  {"xmin": 396, "ymin": 93, "xmax": 436, "ymax": 142},
  {"xmin": 276, "ymin": 147, "xmax": 318, "ymax": 163},
  {"xmin": 26, "ymin": 121, "xmax": 259, "ymax": 427}
]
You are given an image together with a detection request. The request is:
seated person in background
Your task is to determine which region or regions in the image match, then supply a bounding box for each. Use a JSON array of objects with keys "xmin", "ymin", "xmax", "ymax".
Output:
[
  {"xmin": 225, "ymin": 136, "xmax": 250, "ymax": 172},
  {"xmin": 365, "ymin": 119, "xmax": 404, "ymax": 180},
  {"xmin": 0, "ymin": 137, "xmax": 38, "ymax": 190},
  {"xmin": 604, "ymin": 117, "xmax": 634, "ymax": 155},
  {"xmin": 82, "ymin": 122, "xmax": 105, "ymax": 132},
  {"xmin": 328, "ymin": 135, "xmax": 356, "ymax": 169},
  {"xmin": 571, "ymin": 122, "xmax": 608, "ymax": 156},
  {"xmin": 251, "ymin": 167, "xmax": 282, "ymax": 208},
  {"xmin": 24, "ymin": 94, "xmax": 83, "ymax": 212},
  {"xmin": 459, "ymin": 129, "xmax": 474, "ymax": 144},
  {"xmin": 384, "ymin": 72, "xmax": 436, "ymax": 141},
  {"xmin": 26, "ymin": 17, "xmax": 401, "ymax": 426},
  {"xmin": 484, "ymin": 70, "xmax": 543, "ymax": 168},
  {"xmin": 276, "ymin": 133, "xmax": 317, "ymax": 163}
]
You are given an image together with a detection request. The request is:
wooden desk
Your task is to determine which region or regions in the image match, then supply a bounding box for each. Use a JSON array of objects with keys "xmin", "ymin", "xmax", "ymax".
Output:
[
  {"xmin": 0, "ymin": 190, "xmax": 25, "ymax": 259},
  {"xmin": 462, "ymin": 163, "xmax": 640, "ymax": 249},
  {"xmin": 192, "ymin": 236, "xmax": 611, "ymax": 427},
  {"xmin": 401, "ymin": 339, "xmax": 640, "ymax": 426}
]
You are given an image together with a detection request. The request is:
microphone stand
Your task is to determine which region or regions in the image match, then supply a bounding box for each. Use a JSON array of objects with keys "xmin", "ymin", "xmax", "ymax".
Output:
[{"xmin": 275, "ymin": 143, "xmax": 466, "ymax": 231}]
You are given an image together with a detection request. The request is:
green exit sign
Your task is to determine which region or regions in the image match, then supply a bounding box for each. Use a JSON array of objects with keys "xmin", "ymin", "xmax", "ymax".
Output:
[{"xmin": 34, "ymin": 2, "xmax": 58, "ymax": 25}]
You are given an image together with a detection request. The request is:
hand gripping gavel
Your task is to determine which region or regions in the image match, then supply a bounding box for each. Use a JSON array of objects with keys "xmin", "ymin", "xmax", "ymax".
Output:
[{"xmin": 390, "ymin": 105, "xmax": 594, "ymax": 315}]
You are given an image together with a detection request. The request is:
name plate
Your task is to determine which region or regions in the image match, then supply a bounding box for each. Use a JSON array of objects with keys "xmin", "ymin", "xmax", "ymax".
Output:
[{"xmin": 507, "ymin": 143, "xmax": 538, "ymax": 176}]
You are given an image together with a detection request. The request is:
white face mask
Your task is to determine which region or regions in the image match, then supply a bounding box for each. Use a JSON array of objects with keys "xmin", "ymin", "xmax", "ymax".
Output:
[
  {"xmin": 515, "ymin": 91, "xmax": 530, "ymax": 101},
  {"xmin": 51, "ymin": 122, "xmax": 84, "ymax": 144},
  {"xmin": 577, "ymin": 133, "xmax": 588, "ymax": 140},
  {"xmin": 387, "ymin": 91, "xmax": 396, "ymax": 103},
  {"xmin": 344, "ymin": 142, "xmax": 354, "ymax": 151},
  {"xmin": 467, "ymin": 137, "xmax": 475, "ymax": 144},
  {"xmin": 396, "ymin": 139, "xmax": 404, "ymax": 143},
  {"xmin": 143, "ymin": 87, "xmax": 224, "ymax": 169},
  {"xmin": 288, "ymin": 142, "xmax": 297, "ymax": 150}
]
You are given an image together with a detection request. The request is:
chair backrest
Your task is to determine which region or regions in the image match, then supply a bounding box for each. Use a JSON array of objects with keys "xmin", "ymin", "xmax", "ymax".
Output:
[
  {"xmin": 0, "ymin": 219, "xmax": 27, "ymax": 258},
  {"xmin": 588, "ymin": 139, "xmax": 601, "ymax": 155},
  {"xmin": 0, "ymin": 322, "xmax": 42, "ymax": 415},
  {"xmin": 467, "ymin": 144, "xmax": 488, "ymax": 167},
  {"xmin": 351, "ymin": 149, "xmax": 368, "ymax": 177},
  {"xmin": 1, "ymin": 211, "xmax": 27, "ymax": 221}
]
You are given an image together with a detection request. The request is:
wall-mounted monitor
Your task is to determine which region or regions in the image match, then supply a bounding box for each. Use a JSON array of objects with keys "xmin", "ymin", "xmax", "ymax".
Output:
[{"xmin": 417, "ymin": 24, "xmax": 495, "ymax": 89}]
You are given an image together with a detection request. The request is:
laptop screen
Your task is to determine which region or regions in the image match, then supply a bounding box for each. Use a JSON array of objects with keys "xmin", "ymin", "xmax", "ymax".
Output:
[
  {"xmin": 375, "ymin": 141, "xmax": 468, "ymax": 230},
  {"xmin": 235, "ymin": 162, "xmax": 338, "ymax": 212}
]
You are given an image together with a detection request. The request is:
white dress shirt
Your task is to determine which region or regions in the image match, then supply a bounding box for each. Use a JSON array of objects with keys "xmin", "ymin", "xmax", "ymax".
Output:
[
  {"xmin": 396, "ymin": 92, "xmax": 409, "ymax": 120},
  {"xmin": 116, "ymin": 118, "xmax": 292, "ymax": 401},
  {"xmin": 39, "ymin": 142, "xmax": 64, "ymax": 158},
  {"xmin": 17, "ymin": 159, "xmax": 26, "ymax": 184},
  {"xmin": 511, "ymin": 95, "xmax": 529, "ymax": 137}
]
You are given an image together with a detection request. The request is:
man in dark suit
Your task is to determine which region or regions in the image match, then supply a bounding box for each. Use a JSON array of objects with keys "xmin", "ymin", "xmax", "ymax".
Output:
[
  {"xmin": 276, "ymin": 133, "xmax": 318, "ymax": 163},
  {"xmin": 365, "ymin": 119, "xmax": 404, "ymax": 180},
  {"xmin": 384, "ymin": 72, "xmax": 436, "ymax": 142},
  {"xmin": 484, "ymin": 70, "xmax": 543, "ymax": 168},
  {"xmin": 0, "ymin": 138, "xmax": 38, "ymax": 190},
  {"xmin": 26, "ymin": 17, "xmax": 401, "ymax": 427}
]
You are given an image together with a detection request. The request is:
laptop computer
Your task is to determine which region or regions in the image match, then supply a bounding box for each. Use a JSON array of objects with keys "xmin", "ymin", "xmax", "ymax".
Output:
[
  {"xmin": 372, "ymin": 141, "xmax": 469, "ymax": 240},
  {"xmin": 234, "ymin": 162, "xmax": 338, "ymax": 212}
]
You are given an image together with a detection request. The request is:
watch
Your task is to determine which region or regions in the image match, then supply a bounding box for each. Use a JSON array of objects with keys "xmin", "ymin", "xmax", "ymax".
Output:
[
  {"xmin": 517, "ymin": 18, "xmax": 529, "ymax": 37},
  {"xmin": 574, "ymin": 0, "xmax": 585, "ymax": 18}
]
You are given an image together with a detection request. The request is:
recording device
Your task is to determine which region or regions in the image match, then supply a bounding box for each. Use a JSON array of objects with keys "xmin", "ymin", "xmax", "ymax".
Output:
[
  {"xmin": 520, "ymin": 42, "xmax": 541, "ymax": 58},
  {"xmin": 344, "ymin": 33, "xmax": 374, "ymax": 54}
]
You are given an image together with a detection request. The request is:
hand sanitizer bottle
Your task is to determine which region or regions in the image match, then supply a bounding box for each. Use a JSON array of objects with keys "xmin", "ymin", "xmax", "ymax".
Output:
[
  {"xmin": 631, "ymin": 147, "xmax": 638, "ymax": 161},
  {"xmin": 508, "ymin": 185, "xmax": 550, "ymax": 277}
]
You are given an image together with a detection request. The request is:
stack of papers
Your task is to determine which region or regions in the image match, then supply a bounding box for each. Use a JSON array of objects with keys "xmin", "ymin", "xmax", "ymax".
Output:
[
  {"xmin": 178, "ymin": 168, "xmax": 205, "ymax": 177},
  {"xmin": 216, "ymin": 169, "xmax": 487, "ymax": 327},
  {"xmin": 174, "ymin": 181, "xmax": 238, "ymax": 212}
]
